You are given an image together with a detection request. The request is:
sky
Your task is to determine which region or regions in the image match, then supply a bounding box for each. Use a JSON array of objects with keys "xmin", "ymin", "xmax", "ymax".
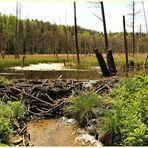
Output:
[{"xmin": 0, "ymin": 0, "xmax": 148, "ymax": 32}]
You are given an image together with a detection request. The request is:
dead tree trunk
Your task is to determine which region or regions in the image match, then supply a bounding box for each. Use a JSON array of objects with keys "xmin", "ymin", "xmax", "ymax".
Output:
[
  {"xmin": 74, "ymin": 1, "xmax": 80, "ymax": 64},
  {"xmin": 142, "ymin": 1, "xmax": 148, "ymax": 33},
  {"xmin": 123, "ymin": 16, "xmax": 129, "ymax": 69},
  {"xmin": 94, "ymin": 48, "xmax": 110, "ymax": 76},
  {"xmin": 0, "ymin": 13, "xmax": 3, "ymax": 58},
  {"xmin": 106, "ymin": 49, "xmax": 117, "ymax": 75},
  {"xmin": 22, "ymin": 40, "xmax": 26, "ymax": 67},
  {"xmin": 100, "ymin": 1, "xmax": 108, "ymax": 50},
  {"xmin": 143, "ymin": 54, "xmax": 148, "ymax": 73},
  {"xmin": 64, "ymin": 26, "xmax": 69, "ymax": 61},
  {"xmin": 100, "ymin": 1, "xmax": 117, "ymax": 75},
  {"xmin": 64, "ymin": 11, "xmax": 69, "ymax": 61},
  {"xmin": 15, "ymin": 2, "xmax": 19, "ymax": 59},
  {"xmin": 132, "ymin": 1, "xmax": 135, "ymax": 56}
]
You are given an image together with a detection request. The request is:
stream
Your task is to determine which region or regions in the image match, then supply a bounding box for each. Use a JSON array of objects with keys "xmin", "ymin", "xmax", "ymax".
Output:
[{"xmin": 27, "ymin": 117, "xmax": 102, "ymax": 146}]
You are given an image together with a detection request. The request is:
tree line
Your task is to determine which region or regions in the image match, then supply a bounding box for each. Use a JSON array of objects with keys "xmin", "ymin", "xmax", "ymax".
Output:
[{"xmin": 0, "ymin": 13, "xmax": 147, "ymax": 57}]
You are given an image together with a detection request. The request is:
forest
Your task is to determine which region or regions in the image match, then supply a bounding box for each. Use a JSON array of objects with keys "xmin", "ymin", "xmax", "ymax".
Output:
[{"xmin": 0, "ymin": 13, "xmax": 148, "ymax": 57}]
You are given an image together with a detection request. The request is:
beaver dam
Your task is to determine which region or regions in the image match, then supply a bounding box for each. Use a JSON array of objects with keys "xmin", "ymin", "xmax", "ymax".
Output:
[{"xmin": 0, "ymin": 78, "xmax": 119, "ymax": 146}]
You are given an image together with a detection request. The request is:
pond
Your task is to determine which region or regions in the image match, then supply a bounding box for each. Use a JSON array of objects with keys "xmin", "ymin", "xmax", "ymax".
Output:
[
  {"xmin": 0, "ymin": 63, "xmax": 101, "ymax": 79},
  {"xmin": 0, "ymin": 63, "xmax": 147, "ymax": 80}
]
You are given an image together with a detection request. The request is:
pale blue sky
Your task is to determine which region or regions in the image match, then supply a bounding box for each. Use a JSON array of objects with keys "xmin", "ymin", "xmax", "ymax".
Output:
[{"xmin": 0, "ymin": 0, "xmax": 148, "ymax": 32}]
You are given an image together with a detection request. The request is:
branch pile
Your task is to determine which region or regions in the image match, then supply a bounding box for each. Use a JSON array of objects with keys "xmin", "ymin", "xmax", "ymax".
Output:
[{"xmin": 0, "ymin": 78, "xmax": 119, "ymax": 118}]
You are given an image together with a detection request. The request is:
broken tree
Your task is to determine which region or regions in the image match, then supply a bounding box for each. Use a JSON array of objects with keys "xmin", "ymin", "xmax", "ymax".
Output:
[
  {"xmin": 74, "ymin": 1, "xmax": 80, "ymax": 64},
  {"xmin": 100, "ymin": 1, "xmax": 117, "ymax": 75},
  {"xmin": 94, "ymin": 49, "xmax": 110, "ymax": 76}
]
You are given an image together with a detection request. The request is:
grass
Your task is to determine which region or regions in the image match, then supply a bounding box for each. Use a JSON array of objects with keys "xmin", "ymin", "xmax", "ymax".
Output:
[
  {"xmin": 0, "ymin": 143, "xmax": 9, "ymax": 146},
  {"xmin": 0, "ymin": 54, "xmax": 66, "ymax": 69},
  {"xmin": 64, "ymin": 90, "xmax": 103, "ymax": 127},
  {"xmin": 0, "ymin": 53, "xmax": 146, "ymax": 69}
]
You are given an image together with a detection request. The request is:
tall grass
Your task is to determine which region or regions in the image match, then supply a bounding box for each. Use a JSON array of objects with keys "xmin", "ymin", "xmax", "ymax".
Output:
[
  {"xmin": 65, "ymin": 90, "xmax": 103, "ymax": 127},
  {"xmin": 0, "ymin": 53, "xmax": 146, "ymax": 69}
]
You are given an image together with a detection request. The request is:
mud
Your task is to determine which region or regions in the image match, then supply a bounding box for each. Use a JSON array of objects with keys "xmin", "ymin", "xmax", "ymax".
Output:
[{"xmin": 27, "ymin": 118, "xmax": 101, "ymax": 146}]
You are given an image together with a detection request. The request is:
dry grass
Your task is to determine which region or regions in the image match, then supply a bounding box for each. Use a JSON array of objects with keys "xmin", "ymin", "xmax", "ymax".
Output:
[{"xmin": 0, "ymin": 53, "xmax": 147, "ymax": 69}]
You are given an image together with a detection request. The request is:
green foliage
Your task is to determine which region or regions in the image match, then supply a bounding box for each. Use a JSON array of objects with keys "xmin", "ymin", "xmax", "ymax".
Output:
[
  {"xmin": 102, "ymin": 76, "xmax": 148, "ymax": 146},
  {"xmin": 0, "ymin": 76, "xmax": 10, "ymax": 84},
  {"xmin": 0, "ymin": 143, "xmax": 9, "ymax": 146},
  {"xmin": 0, "ymin": 100, "xmax": 26, "ymax": 144},
  {"xmin": 65, "ymin": 90, "xmax": 103, "ymax": 127},
  {"xmin": 8, "ymin": 101, "xmax": 26, "ymax": 119}
]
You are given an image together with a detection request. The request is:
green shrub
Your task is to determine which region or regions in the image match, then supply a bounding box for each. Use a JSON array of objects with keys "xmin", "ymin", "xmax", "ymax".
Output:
[
  {"xmin": 0, "ymin": 100, "xmax": 26, "ymax": 144},
  {"xmin": 102, "ymin": 76, "xmax": 148, "ymax": 146},
  {"xmin": 0, "ymin": 143, "xmax": 9, "ymax": 146},
  {"xmin": 65, "ymin": 90, "xmax": 103, "ymax": 127},
  {"xmin": 0, "ymin": 76, "xmax": 10, "ymax": 85},
  {"xmin": 8, "ymin": 101, "xmax": 26, "ymax": 119}
]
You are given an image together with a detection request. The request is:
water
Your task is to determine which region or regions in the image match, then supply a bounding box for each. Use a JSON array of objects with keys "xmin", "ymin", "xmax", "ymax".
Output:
[
  {"xmin": 27, "ymin": 118, "xmax": 101, "ymax": 146},
  {"xmin": 0, "ymin": 63, "xmax": 146, "ymax": 80},
  {"xmin": 12, "ymin": 63, "xmax": 65, "ymax": 71}
]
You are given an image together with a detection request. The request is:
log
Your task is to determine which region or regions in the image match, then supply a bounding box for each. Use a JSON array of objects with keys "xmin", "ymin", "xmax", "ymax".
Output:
[
  {"xmin": 94, "ymin": 49, "xmax": 110, "ymax": 76},
  {"xmin": 106, "ymin": 49, "xmax": 117, "ymax": 75}
]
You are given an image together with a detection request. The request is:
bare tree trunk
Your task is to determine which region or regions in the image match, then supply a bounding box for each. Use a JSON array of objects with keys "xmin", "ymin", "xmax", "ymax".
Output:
[
  {"xmin": 64, "ymin": 11, "xmax": 69, "ymax": 61},
  {"xmin": 123, "ymin": 16, "xmax": 129, "ymax": 69},
  {"xmin": 22, "ymin": 40, "xmax": 26, "ymax": 67},
  {"xmin": 94, "ymin": 48, "xmax": 110, "ymax": 76},
  {"xmin": 64, "ymin": 26, "xmax": 69, "ymax": 61},
  {"xmin": 132, "ymin": 1, "xmax": 135, "ymax": 56},
  {"xmin": 0, "ymin": 13, "xmax": 3, "ymax": 57},
  {"xmin": 143, "ymin": 54, "xmax": 148, "ymax": 74},
  {"xmin": 100, "ymin": 1, "xmax": 117, "ymax": 75},
  {"xmin": 15, "ymin": 2, "xmax": 19, "ymax": 59},
  {"xmin": 142, "ymin": 1, "xmax": 148, "ymax": 33},
  {"xmin": 74, "ymin": 1, "xmax": 80, "ymax": 64},
  {"xmin": 100, "ymin": 1, "xmax": 108, "ymax": 50}
]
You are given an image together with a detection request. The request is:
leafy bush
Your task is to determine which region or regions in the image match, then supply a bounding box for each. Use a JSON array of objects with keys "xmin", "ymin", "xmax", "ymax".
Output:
[
  {"xmin": 65, "ymin": 90, "xmax": 103, "ymax": 127},
  {"xmin": 102, "ymin": 76, "xmax": 148, "ymax": 146},
  {"xmin": 0, "ymin": 100, "xmax": 26, "ymax": 144},
  {"xmin": 0, "ymin": 76, "xmax": 10, "ymax": 85},
  {"xmin": 8, "ymin": 101, "xmax": 26, "ymax": 118}
]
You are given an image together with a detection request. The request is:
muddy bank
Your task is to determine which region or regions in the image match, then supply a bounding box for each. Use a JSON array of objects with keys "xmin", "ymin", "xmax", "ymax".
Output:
[{"xmin": 27, "ymin": 117, "xmax": 102, "ymax": 146}]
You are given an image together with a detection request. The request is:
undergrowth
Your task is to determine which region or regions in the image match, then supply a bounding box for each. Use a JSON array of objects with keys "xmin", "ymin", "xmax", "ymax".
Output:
[
  {"xmin": 102, "ymin": 76, "xmax": 148, "ymax": 146},
  {"xmin": 0, "ymin": 100, "xmax": 26, "ymax": 144},
  {"xmin": 0, "ymin": 76, "xmax": 10, "ymax": 84}
]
